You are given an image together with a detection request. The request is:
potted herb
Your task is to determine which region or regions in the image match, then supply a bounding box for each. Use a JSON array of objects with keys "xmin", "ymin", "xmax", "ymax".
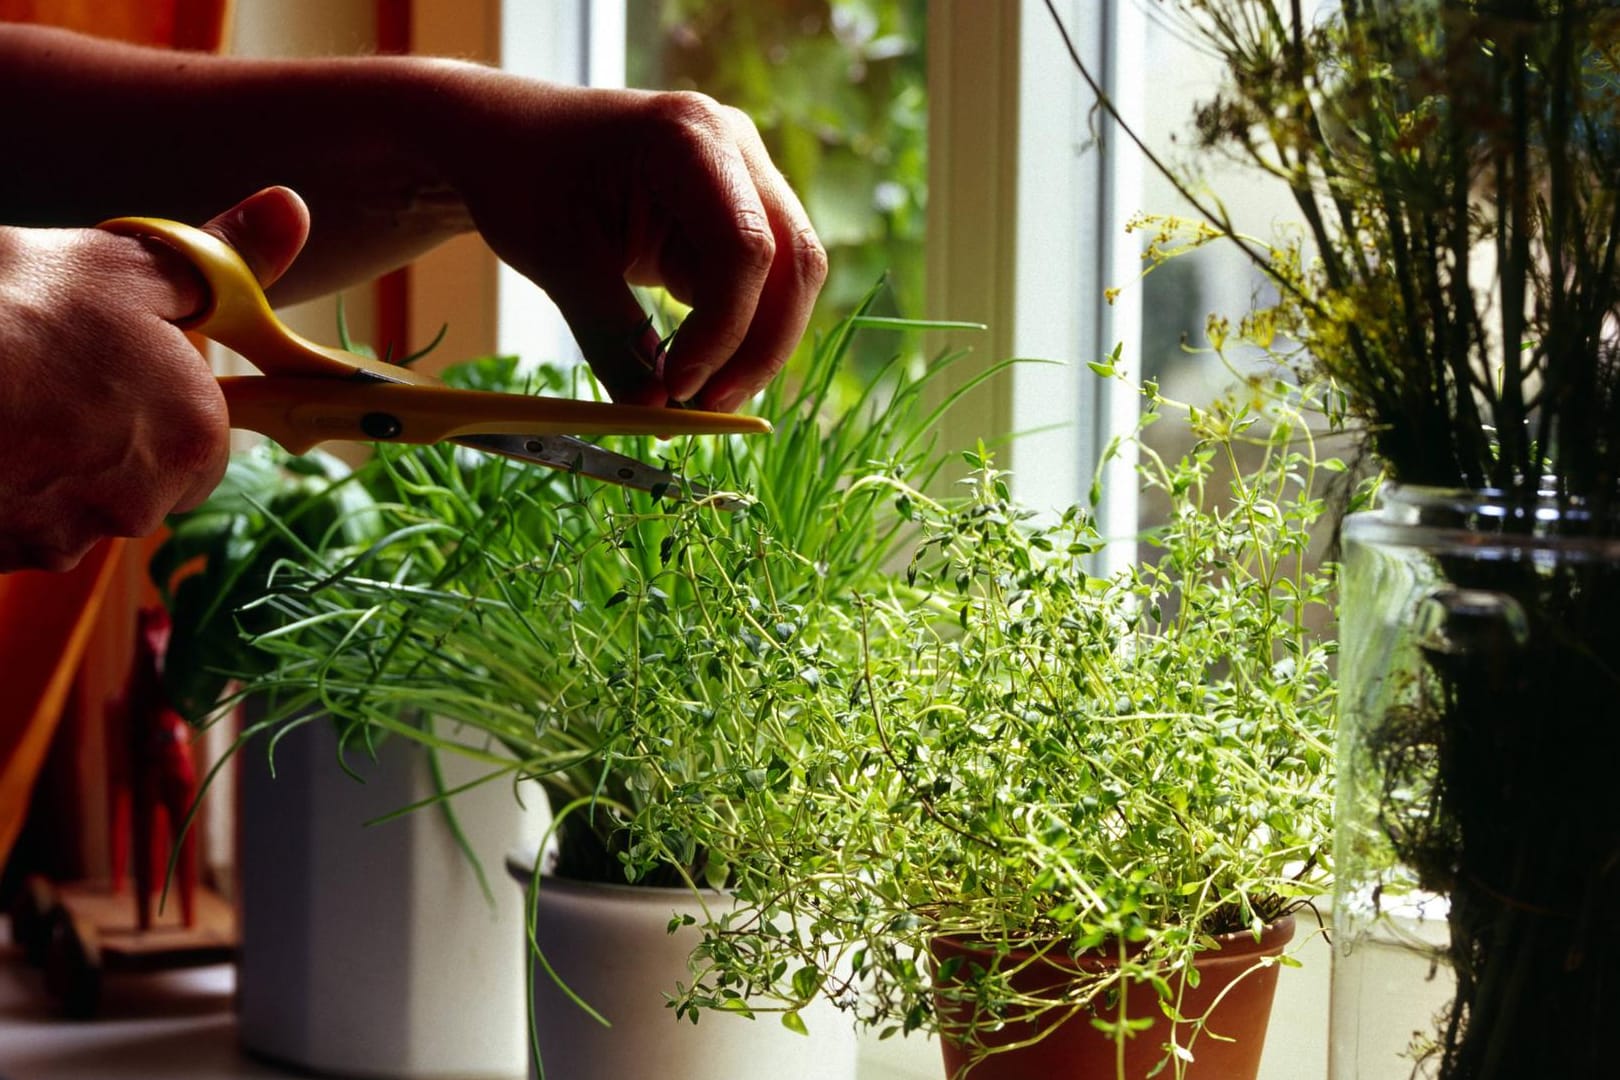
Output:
[
  {"xmin": 1054, "ymin": 1, "xmax": 1620, "ymax": 1074},
  {"xmin": 151, "ymin": 443, "xmax": 372, "ymax": 722},
  {"xmin": 155, "ymin": 365, "xmax": 542, "ymax": 1080},
  {"xmin": 220, "ymin": 296, "xmax": 996, "ymax": 1079},
  {"xmin": 623, "ymin": 375, "xmax": 1345, "ymax": 1080}
]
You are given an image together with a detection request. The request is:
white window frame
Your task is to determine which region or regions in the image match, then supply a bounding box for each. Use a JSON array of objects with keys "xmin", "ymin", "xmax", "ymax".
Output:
[
  {"xmin": 926, "ymin": 0, "xmax": 1142, "ymax": 571},
  {"xmin": 496, "ymin": 0, "xmax": 627, "ymax": 369}
]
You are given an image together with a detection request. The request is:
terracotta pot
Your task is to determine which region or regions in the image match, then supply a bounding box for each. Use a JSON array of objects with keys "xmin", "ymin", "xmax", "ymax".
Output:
[{"xmin": 932, "ymin": 916, "xmax": 1295, "ymax": 1079}]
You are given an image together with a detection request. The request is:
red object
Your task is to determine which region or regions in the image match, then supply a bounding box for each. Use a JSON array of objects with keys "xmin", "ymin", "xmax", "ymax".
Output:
[
  {"xmin": 931, "ymin": 916, "xmax": 1295, "ymax": 1079},
  {"xmin": 126, "ymin": 607, "xmax": 198, "ymax": 930}
]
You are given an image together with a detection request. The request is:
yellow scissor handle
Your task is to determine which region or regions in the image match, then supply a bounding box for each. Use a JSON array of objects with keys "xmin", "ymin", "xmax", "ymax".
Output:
[
  {"xmin": 98, "ymin": 216, "xmax": 437, "ymax": 387},
  {"xmin": 97, "ymin": 215, "xmax": 773, "ymax": 452}
]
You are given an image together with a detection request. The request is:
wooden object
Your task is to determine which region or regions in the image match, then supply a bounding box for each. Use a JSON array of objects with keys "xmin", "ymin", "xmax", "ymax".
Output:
[{"xmin": 14, "ymin": 876, "xmax": 236, "ymax": 1018}]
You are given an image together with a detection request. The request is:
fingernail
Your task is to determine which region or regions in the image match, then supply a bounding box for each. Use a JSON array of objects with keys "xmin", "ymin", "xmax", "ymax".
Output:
[{"xmin": 667, "ymin": 364, "xmax": 706, "ymax": 403}]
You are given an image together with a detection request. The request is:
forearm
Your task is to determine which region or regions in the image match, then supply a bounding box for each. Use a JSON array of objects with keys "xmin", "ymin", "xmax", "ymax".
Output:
[
  {"xmin": 0, "ymin": 24, "xmax": 824, "ymax": 414},
  {"xmin": 0, "ymin": 24, "xmax": 480, "ymax": 302}
]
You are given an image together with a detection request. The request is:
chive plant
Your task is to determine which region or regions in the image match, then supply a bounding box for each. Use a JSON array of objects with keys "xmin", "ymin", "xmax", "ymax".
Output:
[{"xmin": 210, "ymin": 291, "xmax": 999, "ymax": 884}]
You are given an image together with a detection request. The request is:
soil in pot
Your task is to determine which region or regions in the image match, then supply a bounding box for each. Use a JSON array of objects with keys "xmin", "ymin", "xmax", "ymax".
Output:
[{"xmin": 931, "ymin": 916, "xmax": 1296, "ymax": 1080}]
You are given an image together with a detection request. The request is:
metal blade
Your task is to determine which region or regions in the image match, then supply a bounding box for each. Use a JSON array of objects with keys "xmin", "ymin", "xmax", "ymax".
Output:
[{"xmin": 452, "ymin": 433, "xmax": 746, "ymax": 512}]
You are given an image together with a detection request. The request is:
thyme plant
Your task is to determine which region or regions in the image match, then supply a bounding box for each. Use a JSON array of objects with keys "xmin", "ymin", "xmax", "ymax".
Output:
[{"xmin": 639, "ymin": 380, "xmax": 1345, "ymax": 1077}]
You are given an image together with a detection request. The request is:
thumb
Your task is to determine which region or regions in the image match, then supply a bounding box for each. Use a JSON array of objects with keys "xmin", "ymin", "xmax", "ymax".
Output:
[{"xmin": 200, "ymin": 186, "xmax": 310, "ymax": 288}]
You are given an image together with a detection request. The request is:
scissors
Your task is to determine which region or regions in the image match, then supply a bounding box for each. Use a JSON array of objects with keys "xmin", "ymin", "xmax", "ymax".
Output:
[{"xmin": 98, "ymin": 216, "xmax": 771, "ymax": 509}]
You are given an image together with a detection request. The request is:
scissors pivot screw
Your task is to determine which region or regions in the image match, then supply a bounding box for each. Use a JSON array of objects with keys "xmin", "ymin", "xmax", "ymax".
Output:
[{"xmin": 361, "ymin": 412, "xmax": 404, "ymax": 439}]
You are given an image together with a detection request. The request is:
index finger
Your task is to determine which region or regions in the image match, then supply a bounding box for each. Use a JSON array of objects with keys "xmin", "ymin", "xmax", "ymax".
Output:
[
  {"xmin": 659, "ymin": 132, "xmax": 777, "ymax": 403},
  {"xmin": 685, "ymin": 154, "xmax": 825, "ymax": 414}
]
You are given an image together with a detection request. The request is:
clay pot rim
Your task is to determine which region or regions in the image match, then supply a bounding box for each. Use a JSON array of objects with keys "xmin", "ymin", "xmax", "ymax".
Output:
[{"xmin": 930, "ymin": 913, "xmax": 1297, "ymax": 975}]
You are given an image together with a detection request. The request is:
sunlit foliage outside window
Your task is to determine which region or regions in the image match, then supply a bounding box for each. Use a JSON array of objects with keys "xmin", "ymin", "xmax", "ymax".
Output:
[{"xmin": 627, "ymin": 0, "xmax": 927, "ymax": 382}]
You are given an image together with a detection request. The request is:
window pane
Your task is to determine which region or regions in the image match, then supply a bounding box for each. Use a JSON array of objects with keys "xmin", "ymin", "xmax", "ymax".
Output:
[
  {"xmin": 625, "ymin": 1, "xmax": 927, "ymax": 381},
  {"xmin": 1133, "ymin": 9, "xmax": 1297, "ymax": 546}
]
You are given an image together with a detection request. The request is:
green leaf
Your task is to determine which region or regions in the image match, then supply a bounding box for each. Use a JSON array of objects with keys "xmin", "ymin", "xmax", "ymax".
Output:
[{"xmin": 791, "ymin": 965, "xmax": 824, "ymax": 1001}]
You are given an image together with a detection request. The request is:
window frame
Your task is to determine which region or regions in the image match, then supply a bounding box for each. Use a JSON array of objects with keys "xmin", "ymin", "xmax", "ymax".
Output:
[
  {"xmin": 493, "ymin": 0, "xmax": 626, "ymax": 369},
  {"xmin": 926, "ymin": 0, "xmax": 1143, "ymax": 569}
]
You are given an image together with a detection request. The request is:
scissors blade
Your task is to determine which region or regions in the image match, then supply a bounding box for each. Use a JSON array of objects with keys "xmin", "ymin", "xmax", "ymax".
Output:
[{"xmin": 452, "ymin": 433, "xmax": 747, "ymax": 512}]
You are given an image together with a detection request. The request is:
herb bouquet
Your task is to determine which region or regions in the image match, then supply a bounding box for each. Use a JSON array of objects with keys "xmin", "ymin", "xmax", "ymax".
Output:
[{"xmin": 1056, "ymin": 2, "xmax": 1620, "ymax": 1075}]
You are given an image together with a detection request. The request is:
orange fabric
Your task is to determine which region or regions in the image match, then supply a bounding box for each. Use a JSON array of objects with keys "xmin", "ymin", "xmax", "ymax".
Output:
[
  {"xmin": 0, "ymin": 542, "xmax": 125, "ymax": 866},
  {"xmin": 0, "ymin": 0, "xmax": 230, "ymax": 50},
  {"xmin": 0, "ymin": 0, "xmax": 231, "ymax": 874}
]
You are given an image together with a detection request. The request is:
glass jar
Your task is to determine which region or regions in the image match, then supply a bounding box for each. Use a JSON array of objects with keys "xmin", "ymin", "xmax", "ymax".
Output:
[{"xmin": 1333, "ymin": 485, "xmax": 1620, "ymax": 1079}]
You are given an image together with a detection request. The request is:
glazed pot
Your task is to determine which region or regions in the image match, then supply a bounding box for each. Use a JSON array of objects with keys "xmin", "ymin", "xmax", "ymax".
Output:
[
  {"xmin": 506, "ymin": 860, "xmax": 859, "ymax": 1080},
  {"xmin": 239, "ymin": 716, "xmax": 544, "ymax": 1079},
  {"xmin": 931, "ymin": 916, "xmax": 1295, "ymax": 1079}
]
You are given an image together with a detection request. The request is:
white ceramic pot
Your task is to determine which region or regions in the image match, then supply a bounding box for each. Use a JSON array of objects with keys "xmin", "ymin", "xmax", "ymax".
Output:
[
  {"xmin": 239, "ymin": 716, "xmax": 544, "ymax": 1079},
  {"xmin": 508, "ymin": 867, "xmax": 859, "ymax": 1080}
]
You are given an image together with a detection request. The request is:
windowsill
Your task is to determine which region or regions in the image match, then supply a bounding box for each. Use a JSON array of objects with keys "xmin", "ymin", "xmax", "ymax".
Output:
[
  {"xmin": 0, "ymin": 923, "xmax": 937, "ymax": 1080},
  {"xmin": 0, "ymin": 922, "xmax": 1325, "ymax": 1080}
]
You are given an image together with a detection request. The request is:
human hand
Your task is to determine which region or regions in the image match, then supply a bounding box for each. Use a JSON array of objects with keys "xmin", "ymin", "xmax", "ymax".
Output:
[
  {"xmin": 0, "ymin": 187, "xmax": 309, "ymax": 572},
  {"xmin": 433, "ymin": 78, "xmax": 827, "ymax": 412}
]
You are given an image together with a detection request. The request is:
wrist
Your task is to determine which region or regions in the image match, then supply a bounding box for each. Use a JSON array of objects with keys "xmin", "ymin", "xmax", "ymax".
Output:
[
  {"xmin": 372, "ymin": 57, "xmax": 488, "ymax": 235},
  {"xmin": 411, "ymin": 62, "xmax": 632, "ymax": 197},
  {"xmin": 224, "ymin": 54, "xmax": 482, "ymax": 300}
]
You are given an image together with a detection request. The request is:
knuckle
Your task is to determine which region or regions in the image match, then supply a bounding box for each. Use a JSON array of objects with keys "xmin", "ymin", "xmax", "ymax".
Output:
[
  {"xmin": 162, "ymin": 410, "xmax": 228, "ymax": 477},
  {"xmin": 789, "ymin": 227, "xmax": 829, "ymax": 288},
  {"xmin": 159, "ymin": 372, "xmax": 230, "ymax": 460},
  {"xmin": 134, "ymin": 390, "xmax": 228, "ymax": 524},
  {"xmin": 719, "ymin": 103, "xmax": 757, "ymax": 133},
  {"xmin": 651, "ymin": 90, "xmax": 728, "ymax": 138},
  {"xmin": 731, "ymin": 216, "xmax": 777, "ymax": 274},
  {"xmin": 96, "ymin": 499, "xmax": 161, "ymax": 540},
  {"xmin": 79, "ymin": 474, "xmax": 170, "ymax": 540}
]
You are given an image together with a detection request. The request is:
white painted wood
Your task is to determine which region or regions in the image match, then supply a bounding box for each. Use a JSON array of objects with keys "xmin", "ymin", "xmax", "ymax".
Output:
[
  {"xmin": 926, "ymin": 2, "xmax": 1141, "ymax": 568},
  {"xmin": 494, "ymin": 0, "xmax": 627, "ymax": 371}
]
